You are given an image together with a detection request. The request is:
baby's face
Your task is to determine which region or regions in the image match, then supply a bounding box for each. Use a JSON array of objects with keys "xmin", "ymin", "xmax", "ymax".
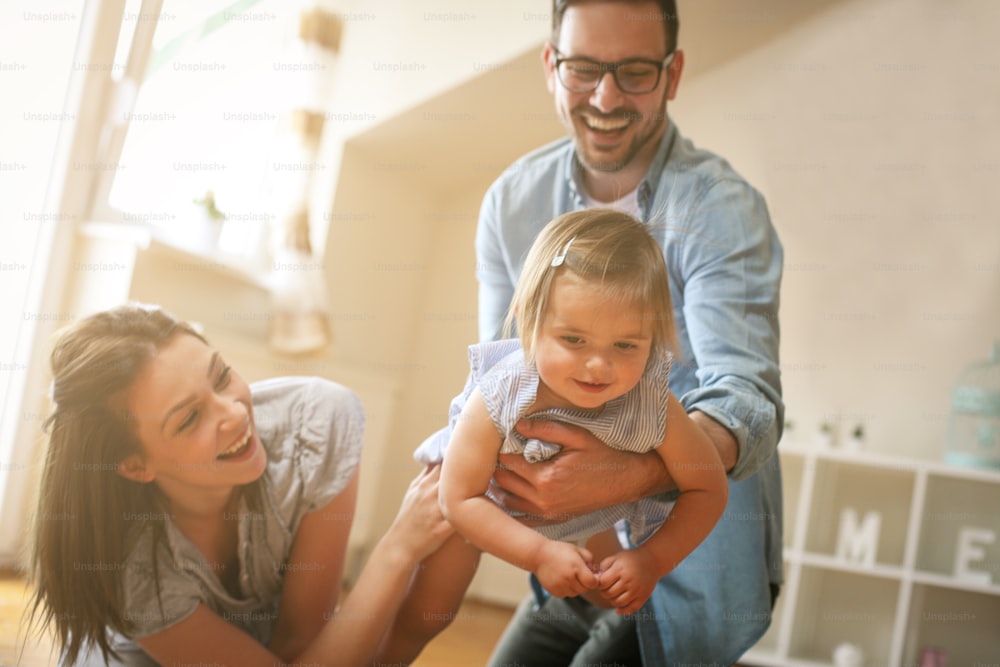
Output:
[{"xmin": 533, "ymin": 271, "xmax": 653, "ymax": 411}]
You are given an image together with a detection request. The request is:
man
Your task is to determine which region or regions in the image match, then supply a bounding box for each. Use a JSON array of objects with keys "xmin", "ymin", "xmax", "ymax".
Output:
[{"xmin": 480, "ymin": 1, "xmax": 785, "ymax": 664}]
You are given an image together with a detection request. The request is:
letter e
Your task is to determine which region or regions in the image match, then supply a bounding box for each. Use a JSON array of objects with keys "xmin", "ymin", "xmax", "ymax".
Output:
[{"xmin": 953, "ymin": 527, "xmax": 995, "ymax": 585}]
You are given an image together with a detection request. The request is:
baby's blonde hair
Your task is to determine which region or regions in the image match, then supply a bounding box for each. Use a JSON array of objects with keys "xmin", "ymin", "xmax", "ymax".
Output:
[{"xmin": 504, "ymin": 208, "xmax": 676, "ymax": 361}]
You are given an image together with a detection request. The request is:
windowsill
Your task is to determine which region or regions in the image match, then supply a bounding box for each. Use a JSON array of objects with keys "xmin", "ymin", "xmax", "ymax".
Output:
[{"xmin": 80, "ymin": 221, "xmax": 272, "ymax": 292}]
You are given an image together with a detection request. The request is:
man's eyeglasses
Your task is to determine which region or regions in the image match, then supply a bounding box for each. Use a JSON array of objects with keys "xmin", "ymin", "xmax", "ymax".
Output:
[{"xmin": 552, "ymin": 47, "xmax": 676, "ymax": 95}]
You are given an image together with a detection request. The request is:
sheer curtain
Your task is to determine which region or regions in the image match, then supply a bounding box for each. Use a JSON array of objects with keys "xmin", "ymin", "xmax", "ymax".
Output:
[{"xmin": 268, "ymin": 5, "xmax": 341, "ymax": 355}]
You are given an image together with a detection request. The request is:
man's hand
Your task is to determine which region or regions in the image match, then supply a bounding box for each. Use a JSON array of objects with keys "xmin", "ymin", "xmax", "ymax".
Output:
[
  {"xmin": 489, "ymin": 418, "xmax": 673, "ymax": 520},
  {"xmin": 689, "ymin": 411, "xmax": 738, "ymax": 472}
]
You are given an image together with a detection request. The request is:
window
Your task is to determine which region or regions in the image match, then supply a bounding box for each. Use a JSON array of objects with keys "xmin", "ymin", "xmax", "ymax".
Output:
[
  {"xmin": 93, "ymin": 0, "xmax": 321, "ymax": 269},
  {"xmin": 0, "ymin": 0, "xmax": 319, "ymax": 562},
  {"xmin": 0, "ymin": 2, "xmax": 97, "ymax": 561}
]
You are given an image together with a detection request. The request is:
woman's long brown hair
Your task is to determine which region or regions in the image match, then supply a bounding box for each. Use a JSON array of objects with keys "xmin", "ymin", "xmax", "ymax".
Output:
[{"xmin": 24, "ymin": 304, "xmax": 261, "ymax": 664}]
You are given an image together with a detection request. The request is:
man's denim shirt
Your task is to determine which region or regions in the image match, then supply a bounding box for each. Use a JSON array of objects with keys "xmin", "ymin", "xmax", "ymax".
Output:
[{"xmin": 476, "ymin": 120, "xmax": 786, "ymax": 664}]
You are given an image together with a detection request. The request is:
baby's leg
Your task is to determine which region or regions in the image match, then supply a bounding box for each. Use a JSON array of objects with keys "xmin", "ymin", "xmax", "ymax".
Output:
[{"xmin": 376, "ymin": 533, "xmax": 481, "ymax": 664}]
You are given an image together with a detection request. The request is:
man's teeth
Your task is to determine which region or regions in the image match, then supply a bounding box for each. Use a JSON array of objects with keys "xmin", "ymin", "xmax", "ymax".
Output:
[
  {"xmin": 220, "ymin": 428, "xmax": 252, "ymax": 457},
  {"xmin": 584, "ymin": 115, "xmax": 629, "ymax": 131}
]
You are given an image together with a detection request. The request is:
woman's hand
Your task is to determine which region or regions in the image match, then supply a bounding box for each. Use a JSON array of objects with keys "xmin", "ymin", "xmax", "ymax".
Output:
[{"xmin": 384, "ymin": 465, "xmax": 454, "ymax": 564}]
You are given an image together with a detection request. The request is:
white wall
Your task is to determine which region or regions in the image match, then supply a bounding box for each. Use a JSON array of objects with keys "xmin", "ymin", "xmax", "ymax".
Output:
[
  {"xmin": 311, "ymin": 0, "xmax": 553, "ymax": 254},
  {"xmin": 317, "ymin": 44, "xmax": 563, "ymax": 552},
  {"xmin": 672, "ymin": 0, "xmax": 1000, "ymax": 460}
]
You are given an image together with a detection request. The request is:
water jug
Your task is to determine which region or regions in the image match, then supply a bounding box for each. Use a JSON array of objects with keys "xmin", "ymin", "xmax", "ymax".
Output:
[{"xmin": 946, "ymin": 341, "xmax": 1000, "ymax": 469}]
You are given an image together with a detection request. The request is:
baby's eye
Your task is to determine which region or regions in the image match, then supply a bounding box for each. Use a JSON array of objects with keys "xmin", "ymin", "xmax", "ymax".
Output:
[
  {"xmin": 615, "ymin": 342, "xmax": 637, "ymax": 350},
  {"xmin": 561, "ymin": 336, "xmax": 583, "ymax": 345}
]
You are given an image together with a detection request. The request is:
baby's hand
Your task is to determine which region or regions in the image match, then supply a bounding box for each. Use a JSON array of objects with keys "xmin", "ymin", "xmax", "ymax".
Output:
[
  {"xmin": 534, "ymin": 541, "xmax": 599, "ymax": 598},
  {"xmin": 597, "ymin": 549, "xmax": 660, "ymax": 615}
]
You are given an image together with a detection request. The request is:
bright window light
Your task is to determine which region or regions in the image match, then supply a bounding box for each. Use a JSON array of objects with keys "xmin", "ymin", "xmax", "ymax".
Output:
[{"xmin": 109, "ymin": 0, "xmax": 293, "ymax": 265}]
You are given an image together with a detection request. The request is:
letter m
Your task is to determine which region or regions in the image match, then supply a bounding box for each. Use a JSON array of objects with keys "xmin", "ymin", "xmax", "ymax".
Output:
[{"xmin": 835, "ymin": 508, "xmax": 881, "ymax": 566}]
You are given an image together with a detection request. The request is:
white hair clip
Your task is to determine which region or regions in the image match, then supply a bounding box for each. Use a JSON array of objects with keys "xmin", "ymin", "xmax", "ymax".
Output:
[{"xmin": 551, "ymin": 237, "xmax": 575, "ymax": 267}]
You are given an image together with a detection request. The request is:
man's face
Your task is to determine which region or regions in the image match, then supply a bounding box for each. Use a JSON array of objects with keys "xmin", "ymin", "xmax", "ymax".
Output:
[{"xmin": 543, "ymin": 1, "xmax": 683, "ymax": 175}]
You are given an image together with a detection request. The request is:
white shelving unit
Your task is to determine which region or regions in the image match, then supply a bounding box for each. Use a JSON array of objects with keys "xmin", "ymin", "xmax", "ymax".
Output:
[{"xmin": 743, "ymin": 443, "xmax": 1000, "ymax": 666}]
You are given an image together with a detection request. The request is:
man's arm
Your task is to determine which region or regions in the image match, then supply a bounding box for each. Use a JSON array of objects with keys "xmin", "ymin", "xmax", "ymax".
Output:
[
  {"xmin": 490, "ymin": 411, "xmax": 738, "ymax": 520},
  {"xmin": 491, "ymin": 419, "xmax": 671, "ymax": 519},
  {"xmin": 475, "ymin": 185, "xmax": 516, "ymax": 343},
  {"xmin": 673, "ymin": 178, "xmax": 783, "ymax": 480},
  {"xmin": 690, "ymin": 410, "xmax": 738, "ymax": 472}
]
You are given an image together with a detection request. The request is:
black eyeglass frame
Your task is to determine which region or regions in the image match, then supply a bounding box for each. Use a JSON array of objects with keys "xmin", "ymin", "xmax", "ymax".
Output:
[{"xmin": 551, "ymin": 46, "xmax": 677, "ymax": 95}]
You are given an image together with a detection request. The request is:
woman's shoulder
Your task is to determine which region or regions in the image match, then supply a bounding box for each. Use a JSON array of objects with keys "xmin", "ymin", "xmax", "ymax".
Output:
[
  {"xmin": 251, "ymin": 376, "xmax": 363, "ymax": 452},
  {"xmin": 251, "ymin": 376, "xmax": 361, "ymax": 415},
  {"xmin": 252, "ymin": 377, "xmax": 365, "ymax": 519}
]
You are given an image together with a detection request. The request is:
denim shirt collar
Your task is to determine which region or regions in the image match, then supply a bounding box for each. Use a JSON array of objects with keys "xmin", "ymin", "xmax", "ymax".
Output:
[{"xmin": 562, "ymin": 118, "xmax": 679, "ymax": 221}]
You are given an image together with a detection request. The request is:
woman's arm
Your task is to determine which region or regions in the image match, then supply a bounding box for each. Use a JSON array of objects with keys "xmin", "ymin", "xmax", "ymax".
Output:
[
  {"xmin": 137, "ymin": 467, "xmax": 452, "ymax": 667},
  {"xmin": 137, "ymin": 604, "xmax": 286, "ymax": 666},
  {"xmin": 269, "ymin": 470, "xmax": 359, "ymax": 660},
  {"xmin": 310, "ymin": 466, "xmax": 453, "ymax": 665}
]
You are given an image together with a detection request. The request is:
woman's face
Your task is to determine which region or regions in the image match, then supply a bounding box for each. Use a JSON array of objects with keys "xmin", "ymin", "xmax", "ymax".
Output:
[{"xmin": 122, "ymin": 333, "xmax": 267, "ymax": 502}]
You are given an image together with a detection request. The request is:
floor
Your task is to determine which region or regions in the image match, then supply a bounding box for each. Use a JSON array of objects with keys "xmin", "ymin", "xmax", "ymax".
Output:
[
  {"xmin": 0, "ymin": 571, "xmax": 513, "ymax": 667},
  {"xmin": 0, "ymin": 573, "xmax": 56, "ymax": 667},
  {"xmin": 410, "ymin": 600, "xmax": 514, "ymax": 667}
]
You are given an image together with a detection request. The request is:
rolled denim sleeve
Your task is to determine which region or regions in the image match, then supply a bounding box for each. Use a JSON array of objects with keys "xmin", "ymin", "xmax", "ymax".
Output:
[{"xmin": 673, "ymin": 177, "xmax": 784, "ymax": 480}]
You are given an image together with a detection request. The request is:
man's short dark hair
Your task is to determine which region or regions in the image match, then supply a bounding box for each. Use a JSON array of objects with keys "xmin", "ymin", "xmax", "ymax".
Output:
[{"xmin": 551, "ymin": 0, "xmax": 679, "ymax": 54}]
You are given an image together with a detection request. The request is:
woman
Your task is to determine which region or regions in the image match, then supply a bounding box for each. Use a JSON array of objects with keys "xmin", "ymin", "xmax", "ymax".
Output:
[{"xmin": 26, "ymin": 303, "xmax": 451, "ymax": 666}]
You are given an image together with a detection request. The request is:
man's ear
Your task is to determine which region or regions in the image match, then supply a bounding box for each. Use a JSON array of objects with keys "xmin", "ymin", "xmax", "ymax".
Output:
[
  {"xmin": 666, "ymin": 48, "xmax": 684, "ymax": 102},
  {"xmin": 117, "ymin": 454, "xmax": 155, "ymax": 483},
  {"xmin": 541, "ymin": 42, "xmax": 557, "ymax": 94}
]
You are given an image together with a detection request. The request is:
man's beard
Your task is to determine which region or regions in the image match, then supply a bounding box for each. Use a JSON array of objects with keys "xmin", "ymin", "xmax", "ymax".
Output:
[
  {"xmin": 574, "ymin": 111, "xmax": 666, "ymax": 173},
  {"xmin": 570, "ymin": 89, "xmax": 670, "ymax": 174}
]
